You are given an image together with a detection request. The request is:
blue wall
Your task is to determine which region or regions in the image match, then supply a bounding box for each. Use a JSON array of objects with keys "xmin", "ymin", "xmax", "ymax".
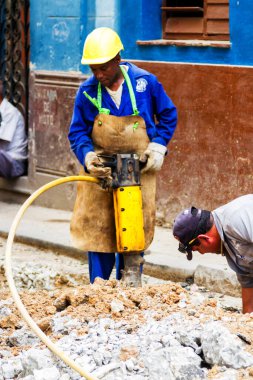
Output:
[
  {"xmin": 30, "ymin": 0, "xmax": 84, "ymax": 71},
  {"xmin": 30, "ymin": 0, "xmax": 253, "ymax": 72},
  {"xmin": 119, "ymin": 0, "xmax": 253, "ymax": 66}
]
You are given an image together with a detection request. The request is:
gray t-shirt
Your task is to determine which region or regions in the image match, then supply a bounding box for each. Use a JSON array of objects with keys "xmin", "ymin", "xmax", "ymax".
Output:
[{"xmin": 212, "ymin": 194, "xmax": 253, "ymax": 287}]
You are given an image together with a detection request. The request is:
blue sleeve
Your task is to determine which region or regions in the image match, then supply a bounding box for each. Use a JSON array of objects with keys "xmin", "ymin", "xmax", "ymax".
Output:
[
  {"xmin": 68, "ymin": 87, "xmax": 96, "ymax": 166},
  {"xmin": 150, "ymin": 75, "xmax": 177, "ymax": 147}
]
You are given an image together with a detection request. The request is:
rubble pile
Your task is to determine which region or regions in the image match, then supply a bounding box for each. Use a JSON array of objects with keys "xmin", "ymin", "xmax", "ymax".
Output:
[
  {"xmin": 0, "ymin": 278, "xmax": 253, "ymax": 380},
  {"xmin": 1, "ymin": 237, "xmax": 253, "ymax": 379}
]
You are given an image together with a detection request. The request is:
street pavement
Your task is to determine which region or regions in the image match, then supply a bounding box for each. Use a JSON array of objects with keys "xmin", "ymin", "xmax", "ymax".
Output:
[{"xmin": 0, "ymin": 200, "xmax": 240, "ymax": 296}]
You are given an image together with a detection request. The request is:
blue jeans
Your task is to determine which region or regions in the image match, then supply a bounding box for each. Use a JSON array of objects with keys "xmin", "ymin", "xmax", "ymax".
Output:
[
  {"xmin": 88, "ymin": 251, "xmax": 144, "ymax": 283},
  {"xmin": 0, "ymin": 150, "xmax": 26, "ymax": 178}
]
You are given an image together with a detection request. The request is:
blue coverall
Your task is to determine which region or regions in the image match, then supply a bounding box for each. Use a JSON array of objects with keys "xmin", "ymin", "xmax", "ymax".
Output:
[{"xmin": 68, "ymin": 62, "xmax": 177, "ymax": 283}]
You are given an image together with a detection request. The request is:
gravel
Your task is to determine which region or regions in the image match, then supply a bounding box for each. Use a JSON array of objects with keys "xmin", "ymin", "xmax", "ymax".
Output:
[{"xmin": 1, "ymin": 237, "xmax": 252, "ymax": 380}]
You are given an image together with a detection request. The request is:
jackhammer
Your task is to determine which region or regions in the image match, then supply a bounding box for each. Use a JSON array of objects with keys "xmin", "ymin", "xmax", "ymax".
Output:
[
  {"xmin": 4, "ymin": 154, "xmax": 147, "ymax": 378},
  {"xmin": 98, "ymin": 153, "xmax": 145, "ymax": 287}
]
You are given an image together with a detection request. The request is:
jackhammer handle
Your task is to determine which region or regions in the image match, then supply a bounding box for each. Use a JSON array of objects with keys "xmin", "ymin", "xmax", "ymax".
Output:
[
  {"xmin": 139, "ymin": 160, "xmax": 147, "ymax": 171},
  {"xmin": 97, "ymin": 154, "xmax": 117, "ymax": 168},
  {"xmin": 98, "ymin": 153, "xmax": 147, "ymax": 171}
]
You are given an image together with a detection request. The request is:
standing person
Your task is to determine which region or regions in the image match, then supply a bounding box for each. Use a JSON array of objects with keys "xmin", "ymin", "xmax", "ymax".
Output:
[
  {"xmin": 173, "ymin": 194, "xmax": 253, "ymax": 313},
  {"xmin": 0, "ymin": 78, "xmax": 28, "ymax": 178},
  {"xmin": 68, "ymin": 27, "xmax": 177, "ymax": 283}
]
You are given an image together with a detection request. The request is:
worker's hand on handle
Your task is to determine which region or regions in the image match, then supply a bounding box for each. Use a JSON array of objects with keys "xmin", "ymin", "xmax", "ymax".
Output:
[
  {"xmin": 140, "ymin": 142, "xmax": 167, "ymax": 173},
  {"xmin": 85, "ymin": 152, "xmax": 112, "ymax": 178}
]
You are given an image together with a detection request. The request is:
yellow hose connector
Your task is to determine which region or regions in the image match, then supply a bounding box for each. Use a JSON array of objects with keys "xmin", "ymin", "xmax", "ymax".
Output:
[{"xmin": 5, "ymin": 176, "xmax": 100, "ymax": 380}]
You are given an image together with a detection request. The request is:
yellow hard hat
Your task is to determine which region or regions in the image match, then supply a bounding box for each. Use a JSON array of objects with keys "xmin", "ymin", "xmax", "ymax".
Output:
[{"xmin": 81, "ymin": 27, "xmax": 124, "ymax": 65}]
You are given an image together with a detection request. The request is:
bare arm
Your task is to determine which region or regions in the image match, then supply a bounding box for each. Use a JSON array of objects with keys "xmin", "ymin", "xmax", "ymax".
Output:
[{"xmin": 242, "ymin": 287, "xmax": 253, "ymax": 313}]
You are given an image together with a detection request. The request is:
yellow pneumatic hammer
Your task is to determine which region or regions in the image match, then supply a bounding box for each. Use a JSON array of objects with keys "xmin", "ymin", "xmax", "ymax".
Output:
[{"xmin": 99, "ymin": 153, "xmax": 145, "ymax": 287}]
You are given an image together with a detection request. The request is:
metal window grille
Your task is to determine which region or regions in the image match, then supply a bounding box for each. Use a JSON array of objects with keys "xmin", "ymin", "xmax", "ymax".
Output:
[{"xmin": 0, "ymin": 0, "xmax": 30, "ymax": 124}]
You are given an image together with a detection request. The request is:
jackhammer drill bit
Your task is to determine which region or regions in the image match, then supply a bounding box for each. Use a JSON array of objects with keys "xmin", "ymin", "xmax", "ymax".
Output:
[{"xmin": 121, "ymin": 252, "xmax": 145, "ymax": 287}]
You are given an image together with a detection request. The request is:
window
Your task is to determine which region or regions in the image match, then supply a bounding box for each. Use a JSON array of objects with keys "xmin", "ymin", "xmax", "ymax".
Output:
[{"xmin": 161, "ymin": 0, "xmax": 229, "ymax": 41}]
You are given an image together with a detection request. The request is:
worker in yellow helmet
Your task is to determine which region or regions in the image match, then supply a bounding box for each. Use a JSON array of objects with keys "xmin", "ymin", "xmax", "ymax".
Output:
[
  {"xmin": 68, "ymin": 27, "xmax": 177, "ymax": 283},
  {"xmin": 81, "ymin": 27, "xmax": 124, "ymax": 65}
]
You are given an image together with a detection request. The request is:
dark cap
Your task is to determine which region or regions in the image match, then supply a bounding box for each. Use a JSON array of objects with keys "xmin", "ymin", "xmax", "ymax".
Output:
[{"xmin": 173, "ymin": 207, "xmax": 211, "ymax": 261}]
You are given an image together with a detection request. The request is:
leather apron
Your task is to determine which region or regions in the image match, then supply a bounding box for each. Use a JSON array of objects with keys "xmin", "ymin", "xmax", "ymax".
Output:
[{"xmin": 70, "ymin": 68, "xmax": 157, "ymax": 253}]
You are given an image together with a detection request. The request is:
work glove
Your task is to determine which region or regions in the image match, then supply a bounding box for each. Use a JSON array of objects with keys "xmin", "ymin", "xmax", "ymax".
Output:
[
  {"xmin": 85, "ymin": 152, "xmax": 112, "ymax": 178},
  {"xmin": 140, "ymin": 142, "xmax": 167, "ymax": 173}
]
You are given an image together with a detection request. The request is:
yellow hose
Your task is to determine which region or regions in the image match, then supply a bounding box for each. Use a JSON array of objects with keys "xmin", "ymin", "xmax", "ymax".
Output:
[{"xmin": 5, "ymin": 176, "xmax": 100, "ymax": 380}]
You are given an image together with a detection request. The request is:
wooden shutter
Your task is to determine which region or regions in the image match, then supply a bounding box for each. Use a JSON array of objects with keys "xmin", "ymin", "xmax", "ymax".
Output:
[
  {"xmin": 162, "ymin": 1, "xmax": 204, "ymax": 39},
  {"xmin": 205, "ymin": 0, "xmax": 229, "ymax": 40},
  {"xmin": 162, "ymin": 0, "xmax": 230, "ymax": 41}
]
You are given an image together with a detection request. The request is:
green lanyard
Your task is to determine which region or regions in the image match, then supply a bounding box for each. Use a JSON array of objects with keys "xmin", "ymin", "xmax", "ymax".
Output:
[{"xmin": 83, "ymin": 66, "xmax": 139, "ymax": 116}]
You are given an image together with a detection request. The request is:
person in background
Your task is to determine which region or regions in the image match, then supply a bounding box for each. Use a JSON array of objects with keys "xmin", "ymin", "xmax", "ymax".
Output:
[
  {"xmin": 0, "ymin": 78, "xmax": 28, "ymax": 178},
  {"xmin": 173, "ymin": 194, "xmax": 253, "ymax": 313},
  {"xmin": 68, "ymin": 27, "xmax": 177, "ymax": 283}
]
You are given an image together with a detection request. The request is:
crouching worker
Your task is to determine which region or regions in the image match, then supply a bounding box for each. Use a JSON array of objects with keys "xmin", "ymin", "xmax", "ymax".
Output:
[
  {"xmin": 0, "ymin": 78, "xmax": 27, "ymax": 178},
  {"xmin": 68, "ymin": 27, "xmax": 177, "ymax": 283},
  {"xmin": 173, "ymin": 194, "xmax": 253, "ymax": 313}
]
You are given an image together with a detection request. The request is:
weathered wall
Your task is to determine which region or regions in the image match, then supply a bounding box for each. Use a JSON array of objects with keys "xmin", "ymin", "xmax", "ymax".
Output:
[
  {"xmin": 119, "ymin": 0, "xmax": 253, "ymax": 67},
  {"xmin": 133, "ymin": 61, "xmax": 252, "ymax": 224},
  {"xmin": 27, "ymin": 71, "xmax": 85, "ymax": 209},
  {"xmin": 29, "ymin": 0, "xmax": 120, "ymax": 74},
  {"xmin": 30, "ymin": 1, "xmax": 253, "ymax": 73}
]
